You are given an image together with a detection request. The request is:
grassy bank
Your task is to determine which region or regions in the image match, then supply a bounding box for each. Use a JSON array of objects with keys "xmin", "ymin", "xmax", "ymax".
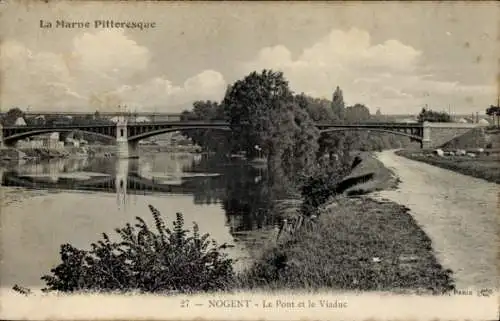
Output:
[
  {"xmin": 237, "ymin": 197, "xmax": 454, "ymax": 294},
  {"xmin": 236, "ymin": 152, "xmax": 455, "ymax": 294},
  {"xmin": 395, "ymin": 149, "xmax": 500, "ymax": 184}
]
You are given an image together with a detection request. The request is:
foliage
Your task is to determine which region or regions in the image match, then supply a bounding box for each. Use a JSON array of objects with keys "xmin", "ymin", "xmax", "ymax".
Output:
[
  {"xmin": 180, "ymin": 100, "xmax": 230, "ymax": 153},
  {"xmin": 299, "ymin": 151, "xmax": 375, "ymax": 217},
  {"xmin": 417, "ymin": 108, "xmax": 452, "ymax": 122},
  {"xmin": 1, "ymin": 107, "xmax": 25, "ymax": 126},
  {"xmin": 41, "ymin": 205, "xmax": 235, "ymax": 293},
  {"xmin": 223, "ymin": 69, "xmax": 295, "ymax": 157},
  {"xmin": 344, "ymin": 104, "xmax": 371, "ymax": 123},
  {"xmin": 486, "ymin": 104, "xmax": 500, "ymax": 127},
  {"xmin": 331, "ymin": 86, "xmax": 345, "ymax": 119},
  {"xmin": 181, "ymin": 72, "xmax": 413, "ymax": 167}
]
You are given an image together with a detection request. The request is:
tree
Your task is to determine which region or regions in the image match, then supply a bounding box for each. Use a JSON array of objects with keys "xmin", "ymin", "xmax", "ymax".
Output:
[
  {"xmin": 345, "ymin": 104, "xmax": 371, "ymax": 123},
  {"xmin": 2, "ymin": 107, "xmax": 25, "ymax": 126},
  {"xmin": 222, "ymin": 69, "xmax": 294, "ymax": 157},
  {"xmin": 417, "ymin": 108, "xmax": 452, "ymax": 122},
  {"xmin": 295, "ymin": 94, "xmax": 338, "ymax": 123},
  {"xmin": 180, "ymin": 101, "xmax": 229, "ymax": 153},
  {"xmin": 486, "ymin": 105, "xmax": 500, "ymax": 127},
  {"xmin": 331, "ymin": 86, "xmax": 345, "ymax": 119}
]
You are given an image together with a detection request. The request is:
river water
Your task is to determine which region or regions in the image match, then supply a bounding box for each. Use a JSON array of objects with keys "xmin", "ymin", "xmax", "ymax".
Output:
[
  {"xmin": 0, "ymin": 152, "xmax": 278, "ymax": 288},
  {"xmin": 373, "ymin": 150, "xmax": 498, "ymax": 291}
]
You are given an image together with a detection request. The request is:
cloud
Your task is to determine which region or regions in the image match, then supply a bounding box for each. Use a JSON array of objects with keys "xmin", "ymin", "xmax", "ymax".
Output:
[
  {"xmin": 112, "ymin": 70, "xmax": 226, "ymax": 110},
  {"xmin": 1, "ymin": 29, "xmax": 227, "ymax": 112},
  {"xmin": 241, "ymin": 28, "xmax": 495, "ymax": 113},
  {"xmin": 1, "ymin": 27, "xmax": 494, "ymax": 115}
]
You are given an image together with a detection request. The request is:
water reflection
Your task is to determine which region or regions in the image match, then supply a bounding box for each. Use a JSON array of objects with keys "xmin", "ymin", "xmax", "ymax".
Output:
[{"xmin": 1, "ymin": 152, "xmax": 280, "ymax": 233}]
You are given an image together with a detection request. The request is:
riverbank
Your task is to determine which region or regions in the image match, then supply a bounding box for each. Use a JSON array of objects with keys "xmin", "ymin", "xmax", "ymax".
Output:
[
  {"xmin": 237, "ymin": 152, "xmax": 456, "ymax": 294},
  {"xmin": 395, "ymin": 149, "xmax": 500, "ymax": 184}
]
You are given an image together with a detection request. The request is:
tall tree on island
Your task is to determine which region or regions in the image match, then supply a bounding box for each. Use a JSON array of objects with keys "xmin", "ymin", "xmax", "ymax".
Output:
[
  {"xmin": 222, "ymin": 69, "xmax": 294, "ymax": 157},
  {"xmin": 222, "ymin": 69, "xmax": 320, "ymax": 191},
  {"xmin": 331, "ymin": 86, "xmax": 345, "ymax": 120}
]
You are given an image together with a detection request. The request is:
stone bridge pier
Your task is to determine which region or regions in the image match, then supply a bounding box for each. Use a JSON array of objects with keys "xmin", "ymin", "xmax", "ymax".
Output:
[
  {"xmin": 421, "ymin": 121, "xmax": 479, "ymax": 149},
  {"xmin": 116, "ymin": 117, "xmax": 139, "ymax": 159}
]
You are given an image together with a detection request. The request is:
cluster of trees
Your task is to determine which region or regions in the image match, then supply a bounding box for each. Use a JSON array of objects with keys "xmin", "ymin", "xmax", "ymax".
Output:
[
  {"xmin": 1, "ymin": 107, "xmax": 25, "ymax": 126},
  {"xmin": 417, "ymin": 108, "xmax": 452, "ymax": 122},
  {"xmin": 178, "ymin": 70, "xmax": 418, "ymax": 198},
  {"xmin": 486, "ymin": 104, "xmax": 500, "ymax": 127},
  {"xmin": 181, "ymin": 71, "xmax": 411, "ymax": 167}
]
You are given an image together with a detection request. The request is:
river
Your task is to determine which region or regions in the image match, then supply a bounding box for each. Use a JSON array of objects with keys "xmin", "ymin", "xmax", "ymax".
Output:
[
  {"xmin": 373, "ymin": 150, "xmax": 498, "ymax": 291},
  {"xmin": 0, "ymin": 152, "xmax": 279, "ymax": 289}
]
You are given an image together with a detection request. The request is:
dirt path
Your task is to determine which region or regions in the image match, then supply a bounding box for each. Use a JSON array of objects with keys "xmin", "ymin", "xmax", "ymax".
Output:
[{"xmin": 374, "ymin": 150, "xmax": 498, "ymax": 291}]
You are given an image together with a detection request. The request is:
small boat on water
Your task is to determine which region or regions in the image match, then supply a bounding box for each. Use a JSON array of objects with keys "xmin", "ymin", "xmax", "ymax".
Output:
[
  {"xmin": 248, "ymin": 157, "xmax": 267, "ymax": 165},
  {"xmin": 230, "ymin": 153, "xmax": 247, "ymax": 160}
]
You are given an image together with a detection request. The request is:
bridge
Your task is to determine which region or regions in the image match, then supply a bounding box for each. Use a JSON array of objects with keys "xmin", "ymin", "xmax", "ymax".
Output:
[{"xmin": 0, "ymin": 114, "xmax": 480, "ymax": 157}]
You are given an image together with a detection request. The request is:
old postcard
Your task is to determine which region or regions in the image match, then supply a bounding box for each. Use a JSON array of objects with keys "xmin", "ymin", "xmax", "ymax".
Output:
[{"xmin": 0, "ymin": 0, "xmax": 498, "ymax": 320}]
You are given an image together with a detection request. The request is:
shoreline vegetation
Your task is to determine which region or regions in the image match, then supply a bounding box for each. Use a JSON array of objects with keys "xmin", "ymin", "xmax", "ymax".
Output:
[{"xmin": 235, "ymin": 153, "xmax": 454, "ymax": 294}]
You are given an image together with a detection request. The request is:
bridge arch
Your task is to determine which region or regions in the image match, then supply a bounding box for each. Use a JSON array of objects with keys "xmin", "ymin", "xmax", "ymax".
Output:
[
  {"xmin": 3, "ymin": 128, "xmax": 116, "ymax": 145},
  {"xmin": 127, "ymin": 126, "xmax": 231, "ymax": 142},
  {"xmin": 319, "ymin": 127, "xmax": 422, "ymax": 142}
]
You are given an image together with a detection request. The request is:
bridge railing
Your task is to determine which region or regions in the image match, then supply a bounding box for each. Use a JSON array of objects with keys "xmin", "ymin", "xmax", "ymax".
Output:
[{"xmin": 2, "ymin": 120, "xmax": 425, "ymax": 129}]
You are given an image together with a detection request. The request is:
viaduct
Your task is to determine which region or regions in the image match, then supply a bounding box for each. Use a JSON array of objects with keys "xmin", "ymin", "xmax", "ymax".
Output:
[{"xmin": 0, "ymin": 113, "xmax": 481, "ymax": 158}]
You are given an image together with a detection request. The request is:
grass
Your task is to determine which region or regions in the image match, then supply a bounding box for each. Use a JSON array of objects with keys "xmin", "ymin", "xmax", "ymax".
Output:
[
  {"xmin": 234, "ymin": 152, "xmax": 455, "ymax": 294},
  {"xmin": 396, "ymin": 150, "xmax": 500, "ymax": 184},
  {"xmin": 236, "ymin": 197, "xmax": 455, "ymax": 294}
]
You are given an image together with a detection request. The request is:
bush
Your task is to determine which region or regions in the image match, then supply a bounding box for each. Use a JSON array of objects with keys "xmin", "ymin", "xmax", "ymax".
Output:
[
  {"xmin": 41, "ymin": 205, "xmax": 235, "ymax": 294},
  {"xmin": 300, "ymin": 155, "xmax": 374, "ymax": 216}
]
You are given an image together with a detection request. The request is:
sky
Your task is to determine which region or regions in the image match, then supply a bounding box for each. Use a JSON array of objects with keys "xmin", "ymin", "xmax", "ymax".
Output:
[{"xmin": 0, "ymin": 1, "xmax": 498, "ymax": 115}]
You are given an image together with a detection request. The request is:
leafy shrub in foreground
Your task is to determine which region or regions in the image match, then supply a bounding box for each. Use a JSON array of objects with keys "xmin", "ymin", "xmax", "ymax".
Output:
[{"xmin": 41, "ymin": 205, "xmax": 235, "ymax": 293}]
